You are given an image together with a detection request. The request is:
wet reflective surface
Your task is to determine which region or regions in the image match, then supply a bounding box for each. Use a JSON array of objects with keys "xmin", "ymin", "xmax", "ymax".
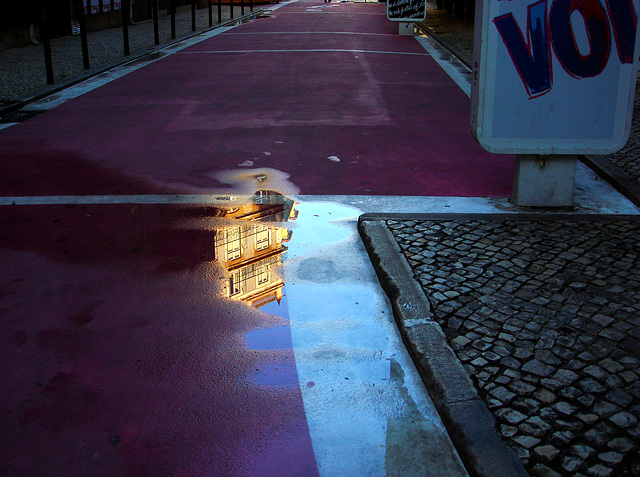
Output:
[
  {"xmin": 0, "ymin": 189, "xmax": 468, "ymax": 476},
  {"xmin": 0, "ymin": 191, "xmax": 317, "ymax": 476},
  {"xmin": 213, "ymin": 191, "xmax": 297, "ymax": 308}
]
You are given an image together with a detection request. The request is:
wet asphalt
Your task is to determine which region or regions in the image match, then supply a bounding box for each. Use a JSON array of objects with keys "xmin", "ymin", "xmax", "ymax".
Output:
[
  {"xmin": 0, "ymin": 1, "xmax": 474, "ymax": 475},
  {"xmin": 2, "ymin": 1, "xmax": 640, "ymax": 476}
]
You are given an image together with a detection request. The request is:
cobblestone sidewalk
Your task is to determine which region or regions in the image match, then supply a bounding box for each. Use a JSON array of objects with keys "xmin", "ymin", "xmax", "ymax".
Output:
[
  {"xmin": 389, "ymin": 217, "xmax": 640, "ymax": 477},
  {"xmin": 0, "ymin": 5, "xmax": 253, "ymax": 106}
]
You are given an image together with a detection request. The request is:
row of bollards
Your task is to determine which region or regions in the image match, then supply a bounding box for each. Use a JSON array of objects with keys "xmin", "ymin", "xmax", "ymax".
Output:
[
  {"xmin": 435, "ymin": 0, "xmax": 474, "ymax": 21},
  {"xmin": 39, "ymin": 0, "xmax": 253, "ymax": 86}
]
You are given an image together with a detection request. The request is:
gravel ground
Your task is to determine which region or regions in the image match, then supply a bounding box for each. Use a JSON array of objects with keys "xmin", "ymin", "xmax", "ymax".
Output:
[
  {"xmin": 418, "ymin": 5, "xmax": 473, "ymax": 62},
  {"xmin": 0, "ymin": 5, "xmax": 256, "ymax": 105}
]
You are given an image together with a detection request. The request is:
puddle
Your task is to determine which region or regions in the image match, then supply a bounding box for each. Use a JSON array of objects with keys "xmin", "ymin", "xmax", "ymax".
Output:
[
  {"xmin": 246, "ymin": 321, "xmax": 292, "ymax": 350},
  {"xmin": 212, "ymin": 190, "xmax": 297, "ymax": 308},
  {"xmin": 251, "ymin": 358, "xmax": 299, "ymax": 388},
  {"xmin": 0, "ymin": 179, "xmax": 464, "ymax": 475},
  {"xmin": 207, "ymin": 189, "xmax": 303, "ymax": 394}
]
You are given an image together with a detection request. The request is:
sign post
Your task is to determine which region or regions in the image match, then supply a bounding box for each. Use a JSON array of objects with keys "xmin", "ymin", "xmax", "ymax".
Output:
[
  {"xmin": 387, "ymin": 0, "xmax": 426, "ymax": 35},
  {"xmin": 471, "ymin": 0, "xmax": 640, "ymax": 206}
]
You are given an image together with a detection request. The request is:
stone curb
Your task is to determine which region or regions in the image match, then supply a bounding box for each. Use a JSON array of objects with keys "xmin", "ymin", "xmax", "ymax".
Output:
[
  {"xmin": 414, "ymin": 22, "xmax": 472, "ymax": 68},
  {"xmin": 581, "ymin": 155, "xmax": 640, "ymax": 208},
  {"xmin": 358, "ymin": 217, "xmax": 527, "ymax": 477}
]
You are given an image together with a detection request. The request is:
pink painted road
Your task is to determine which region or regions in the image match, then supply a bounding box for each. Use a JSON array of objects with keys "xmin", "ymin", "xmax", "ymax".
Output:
[
  {"xmin": 0, "ymin": 0, "xmax": 513, "ymax": 197},
  {"xmin": 0, "ymin": 203, "xmax": 318, "ymax": 476},
  {"xmin": 0, "ymin": 0, "xmax": 510, "ymax": 475}
]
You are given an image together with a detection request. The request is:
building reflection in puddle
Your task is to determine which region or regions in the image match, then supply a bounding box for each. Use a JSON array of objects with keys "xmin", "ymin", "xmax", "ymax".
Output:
[
  {"xmin": 218, "ymin": 191, "xmax": 301, "ymax": 392},
  {"xmin": 215, "ymin": 190, "xmax": 298, "ymax": 309}
]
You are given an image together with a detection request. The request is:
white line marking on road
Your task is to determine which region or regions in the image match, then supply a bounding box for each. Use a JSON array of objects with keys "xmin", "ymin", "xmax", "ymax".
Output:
[
  {"xmin": 180, "ymin": 49, "xmax": 429, "ymax": 56},
  {"xmin": 0, "ymin": 195, "xmax": 254, "ymax": 206},
  {"xmin": 1, "ymin": 163, "xmax": 637, "ymax": 215},
  {"xmin": 225, "ymin": 31, "xmax": 398, "ymax": 37},
  {"xmin": 277, "ymin": 11, "xmax": 386, "ymax": 15}
]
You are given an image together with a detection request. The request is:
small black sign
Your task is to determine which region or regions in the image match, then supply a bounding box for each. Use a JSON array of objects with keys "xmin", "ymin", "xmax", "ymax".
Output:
[{"xmin": 387, "ymin": 0, "xmax": 426, "ymax": 21}]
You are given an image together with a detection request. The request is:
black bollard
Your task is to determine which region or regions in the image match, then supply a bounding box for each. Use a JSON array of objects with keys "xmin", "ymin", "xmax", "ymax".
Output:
[
  {"xmin": 191, "ymin": 0, "xmax": 196, "ymax": 31},
  {"xmin": 122, "ymin": 0, "xmax": 130, "ymax": 55},
  {"xmin": 152, "ymin": 0, "xmax": 159, "ymax": 45},
  {"xmin": 77, "ymin": 0, "xmax": 90, "ymax": 69},
  {"xmin": 465, "ymin": 0, "xmax": 474, "ymax": 21},
  {"xmin": 40, "ymin": 5, "xmax": 54, "ymax": 84}
]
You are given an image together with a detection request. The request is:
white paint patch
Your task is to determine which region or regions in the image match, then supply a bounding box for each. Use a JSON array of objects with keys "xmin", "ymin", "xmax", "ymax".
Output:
[
  {"xmin": 284, "ymin": 201, "xmax": 466, "ymax": 476},
  {"xmin": 414, "ymin": 35, "xmax": 472, "ymax": 97},
  {"xmin": 1, "ymin": 161, "xmax": 637, "ymax": 215},
  {"xmin": 238, "ymin": 160, "xmax": 254, "ymax": 167},
  {"xmin": 327, "ymin": 156, "xmax": 341, "ymax": 162},
  {"xmin": 213, "ymin": 167, "xmax": 301, "ymax": 197}
]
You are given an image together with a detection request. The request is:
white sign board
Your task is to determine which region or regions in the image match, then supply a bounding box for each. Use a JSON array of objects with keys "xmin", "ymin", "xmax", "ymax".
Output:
[
  {"xmin": 387, "ymin": 0, "xmax": 427, "ymax": 22},
  {"xmin": 470, "ymin": 0, "xmax": 640, "ymax": 155}
]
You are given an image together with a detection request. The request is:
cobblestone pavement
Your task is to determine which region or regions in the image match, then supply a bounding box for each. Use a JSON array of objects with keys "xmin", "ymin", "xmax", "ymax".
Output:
[
  {"xmin": 0, "ymin": 5, "xmax": 252, "ymax": 105},
  {"xmin": 389, "ymin": 217, "xmax": 640, "ymax": 477},
  {"xmin": 610, "ymin": 91, "xmax": 640, "ymax": 183}
]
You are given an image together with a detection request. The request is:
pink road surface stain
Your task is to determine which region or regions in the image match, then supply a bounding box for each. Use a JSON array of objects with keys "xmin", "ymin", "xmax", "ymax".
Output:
[{"xmin": 0, "ymin": 203, "xmax": 318, "ymax": 476}]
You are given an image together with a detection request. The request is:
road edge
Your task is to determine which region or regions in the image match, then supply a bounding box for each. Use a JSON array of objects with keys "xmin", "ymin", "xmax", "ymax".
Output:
[
  {"xmin": 0, "ymin": 9, "xmax": 265, "ymax": 119},
  {"xmin": 358, "ymin": 216, "xmax": 528, "ymax": 477},
  {"xmin": 580, "ymin": 155, "xmax": 640, "ymax": 208}
]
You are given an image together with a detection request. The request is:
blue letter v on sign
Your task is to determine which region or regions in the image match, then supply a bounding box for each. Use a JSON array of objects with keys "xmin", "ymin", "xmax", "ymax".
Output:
[{"xmin": 493, "ymin": 0, "xmax": 552, "ymax": 97}]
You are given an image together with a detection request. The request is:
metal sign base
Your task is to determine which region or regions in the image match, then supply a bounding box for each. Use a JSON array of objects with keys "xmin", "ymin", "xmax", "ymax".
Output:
[
  {"xmin": 512, "ymin": 155, "xmax": 577, "ymax": 207},
  {"xmin": 398, "ymin": 22, "xmax": 413, "ymax": 35}
]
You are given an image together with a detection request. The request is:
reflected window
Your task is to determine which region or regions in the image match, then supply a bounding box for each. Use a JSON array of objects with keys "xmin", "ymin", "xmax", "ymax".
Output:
[
  {"xmin": 229, "ymin": 270, "xmax": 241, "ymax": 296},
  {"xmin": 255, "ymin": 225, "xmax": 270, "ymax": 251},
  {"xmin": 256, "ymin": 191, "xmax": 269, "ymax": 204},
  {"xmin": 226, "ymin": 227, "xmax": 241, "ymax": 261},
  {"xmin": 256, "ymin": 266, "xmax": 269, "ymax": 285}
]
